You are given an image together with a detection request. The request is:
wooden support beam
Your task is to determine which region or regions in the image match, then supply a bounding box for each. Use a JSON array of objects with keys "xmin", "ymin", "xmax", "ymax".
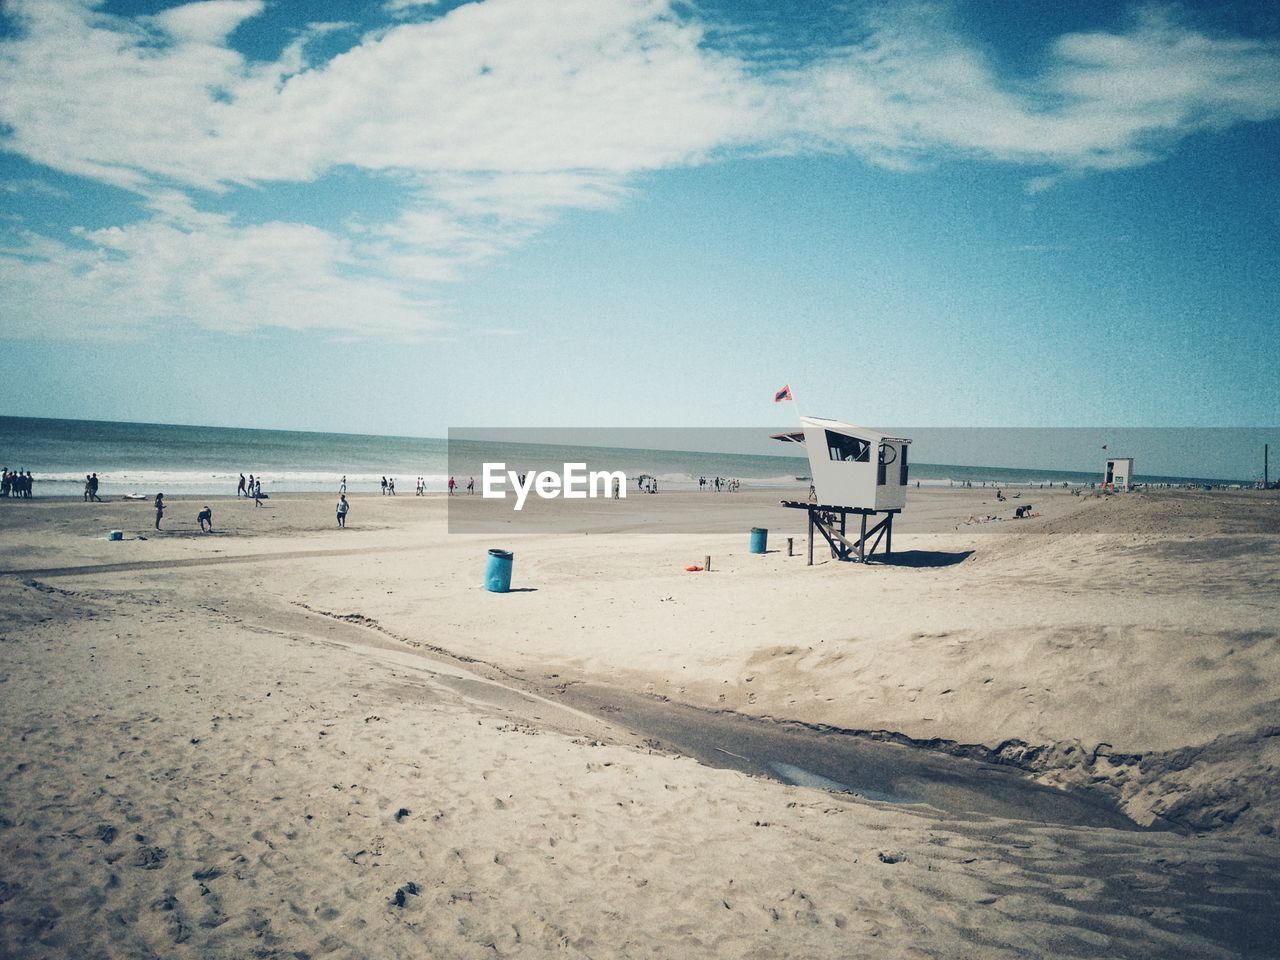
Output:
[{"xmin": 866, "ymin": 515, "xmax": 891, "ymax": 557}]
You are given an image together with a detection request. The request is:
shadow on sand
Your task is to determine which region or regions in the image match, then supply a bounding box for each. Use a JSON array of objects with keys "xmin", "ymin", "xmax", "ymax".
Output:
[{"xmin": 873, "ymin": 549, "xmax": 974, "ymax": 568}]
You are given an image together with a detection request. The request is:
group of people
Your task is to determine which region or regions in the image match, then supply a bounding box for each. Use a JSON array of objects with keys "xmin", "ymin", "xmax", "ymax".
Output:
[
  {"xmin": 445, "ymin": 477, "xmax": 475, "ymax": 495},
  {"xmin": 236, "ymin": 473, "xmax": 265, "ymax": 505},
  {"xmin": 698, "ymin": 476, "xmax": 740, "ymax": 492},
  {"xmin": 82, "ymin": 473, "xmax": 103, "ymax": 502},
  {"xmin": 151, "ymin": 493, "xmax": 214, "ymax": 532},
  {"xmin": 2, "ymin": 468, "xmax": 34, "ymax": 498}
]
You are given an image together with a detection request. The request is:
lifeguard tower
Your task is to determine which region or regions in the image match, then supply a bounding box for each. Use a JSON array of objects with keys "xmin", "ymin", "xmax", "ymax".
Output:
[
  {"xmin": 1103, "ymin": 457, "xmax": 1134, "ymax": 491},
  {"xmin": 772, "ymin": 416, "xmax": 911, "ymax": 564}
]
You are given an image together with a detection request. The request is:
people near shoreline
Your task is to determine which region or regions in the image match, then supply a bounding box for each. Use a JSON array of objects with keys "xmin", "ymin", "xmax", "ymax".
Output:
[
  {"xmin": 197, "ymin": 505, "xmax": 213, "ymax": 532},
  {"xmin": 253, "ymin": 478, "xmax": 263, "ymax": 507},
  {"xmin": 340, "ymin": 475, "xmax": 347, "ymax": 494},
  {"xmin": 90, "ymin": 473, "xmax": 101, "ymax": 501},
  {"xmin": 154, "ymin": 492, "xmax": 165, "ymax": 530},
  {"xmin": 467, "ymin": 477, "xmax": 474, "ymax": 495},
  {"xmin": 388, "ymin": 477, "xmax": 396, "ymax": 495},
  {"xmin": 336, "ymin": 493, "xmax": 349, "ymax": 528},
  {"xmin": 247, "ymin": 474, "xmax": 255, "ymax": 499},
  {"xmin": 237, "ymin": 473, "xmax": 247, "ymax": 497},
  {"xmin": 84, "ymin": 475, "xmax": 93, "ymax": 502},
  {"xmin": 380, "ymin": 476, "xmax": 388, "ymax": 496},
  {"xmin": 448, "ymin": 476, "xmax": 455, "ymax": 495},
  {"xmin": 1, "ymin": 469, "xmax": 32, "ymax": 498}
]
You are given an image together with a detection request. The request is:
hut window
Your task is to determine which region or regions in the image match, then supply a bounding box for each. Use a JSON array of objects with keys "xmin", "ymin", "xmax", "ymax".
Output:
[
  {"xmin": 826, "ymin": 430, "xmax": 870, "ymax": 463},
  {"xmin": 899, "ymin": 444, "xmax": 909, "ymax": 485},
  {"xmin": 877, "ymin": 443, "xmax": 897, "ymax": 485}
]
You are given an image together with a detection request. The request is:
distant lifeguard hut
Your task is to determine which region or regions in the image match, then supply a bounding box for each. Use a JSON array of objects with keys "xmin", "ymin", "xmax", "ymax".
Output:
[
  {"xmin": 771, "ymin": 416, "xmax": 911, "ymax": 563},
  {"xmin": 1103, "ymin": 457, "xmax": 1134, "ymax": 491}
]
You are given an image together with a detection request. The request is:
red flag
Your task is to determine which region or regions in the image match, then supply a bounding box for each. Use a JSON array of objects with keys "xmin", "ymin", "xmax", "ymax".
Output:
[{"xmin": 774, "ymin": 385, "xmax": 793, "ymax": 403}]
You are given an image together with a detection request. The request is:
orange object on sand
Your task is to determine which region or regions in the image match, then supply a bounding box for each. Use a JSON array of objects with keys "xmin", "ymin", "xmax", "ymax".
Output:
[{"xmin": 685, "ymin": 565, "xmax": 703, "ymax": 572}]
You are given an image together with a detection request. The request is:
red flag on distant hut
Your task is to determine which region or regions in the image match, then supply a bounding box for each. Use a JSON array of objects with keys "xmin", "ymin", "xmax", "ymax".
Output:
[{"xmin": 774, "ymin": 385, "xmax": 793, "ymax": 403}]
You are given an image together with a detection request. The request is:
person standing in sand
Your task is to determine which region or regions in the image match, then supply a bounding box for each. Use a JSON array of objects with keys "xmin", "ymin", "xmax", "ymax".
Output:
[
  {"xmin": 448, "ymin": 476, "xmax": 455, "ymax": 495},
  {"xmin": 467, "ymin": 477, "xmax": 474, "ymax": 495},
  {"xmin": 336, "ymin": 494, "xmax": 349, "ymax": 528},
  {"xmin": 154, "ymin": 493, "xmax": 165, "ymax": 530},
  {"xmin": 340, "ymin": 475, "xmax": 347, "ymax": 494},
  {"xmin": 237, "ymin": 473, "xmax": 246, "ymax": 497},
  {"xmin": 253, "ymin": 479, "xmax": 263, "ymax": 507}
]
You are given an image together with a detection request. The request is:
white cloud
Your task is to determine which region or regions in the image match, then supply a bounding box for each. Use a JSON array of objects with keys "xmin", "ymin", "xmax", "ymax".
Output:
[
  {"xmin": 151, "ymin": 0, "xmax": 264, "ymax": 45},
  {"xmin": 0, "ymin": 0, "xmax": 1277, "ymax": 339},
  {"xmin": 0, "ymin": 209, "xmax": 443, "ymax": 339},
  {"xmin": 384, "ymin": 0, "xmax": 442, "ymax": 11},
  {"xmin": 781, "ymin": 5, "xmax": 1280, "ymax": 172}
]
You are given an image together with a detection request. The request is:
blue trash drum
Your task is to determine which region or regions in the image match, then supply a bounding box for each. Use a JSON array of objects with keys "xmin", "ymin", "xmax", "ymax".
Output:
[
  {"xmin": 749, "ymin": 527, "xmax": 768, "ymax": 554},
  {"xmin": 485, "ymin": 548, "xmax": 514, "ymax": 593}
]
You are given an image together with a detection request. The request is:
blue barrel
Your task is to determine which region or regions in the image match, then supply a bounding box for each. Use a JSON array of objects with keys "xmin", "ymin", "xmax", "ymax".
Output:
[
  {"xmin": 749, "ymin": 527, "xmax": 768, "ymax": 554},
  {"xmin": 485, "ymin": 548, "xmax": 514, "ymax": 593}
]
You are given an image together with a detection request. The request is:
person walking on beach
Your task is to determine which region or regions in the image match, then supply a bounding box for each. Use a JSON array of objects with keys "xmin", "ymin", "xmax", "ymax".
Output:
[
  {"xmin": 388, "ymin": 477, "xmax": 396, "ymax": 495},
  {"xmin": 90, "ymin": 473, "xmax": 102, "ymax": 501},
  {"xmin": 380, "ymin": 476, "xmax": 387, "ymax": 496},
  {"xmin": 237, "ymin": 473, "xmax": 247, "ymax": 497},
  {"xmin": 467, "ymin": 477, "xmax": 474, "ymax": 495},
  {"xmin": 253, "ymin": 478, "xmax": 263, "ymax": 507},
  {"xmin": 247, "ymin": 474, "xmax": 254, "ymax": 499},
  {"xmin": 197, "ymin": 505, "xmax": 213, "ymax": 532},
  {"xmin": 336, "ymin": 494, "xmax": 349, "ymax": 528},
  {"xmin": 154, "ymin": 493, "xmax": 165, "ymax": 530},
  {"xmin": 83, "ymin": 475, "xmax": 93, "ymax": 502},
  {"xmin": 340, "ymin": 475, "xmax": 347, "ymax": 494},
  {"xmin": 448, "ymin": 476, "xmax": 455, "ymax": 496}
]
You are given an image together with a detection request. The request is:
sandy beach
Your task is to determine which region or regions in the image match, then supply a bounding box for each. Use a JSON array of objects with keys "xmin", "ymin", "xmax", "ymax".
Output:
[{"xmin": 1, "ymin": 486, "xmax": 1277, "ymax": 958}]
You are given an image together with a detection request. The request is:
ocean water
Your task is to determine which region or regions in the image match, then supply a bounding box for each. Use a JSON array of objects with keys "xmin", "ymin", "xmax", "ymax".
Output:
[{"xmin": 0, "ymin": 416, "xmax": 1258, "ymax": 498}]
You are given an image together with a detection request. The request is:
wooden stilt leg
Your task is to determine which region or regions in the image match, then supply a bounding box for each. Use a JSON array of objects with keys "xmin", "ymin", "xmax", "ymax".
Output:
[
  {"xmin": 859, "ymin": 514, "xmax": 867, "ymax": 562},
  {"xmin": 807, "ymin": 510, "xmax": 814, "ymax": 566}
]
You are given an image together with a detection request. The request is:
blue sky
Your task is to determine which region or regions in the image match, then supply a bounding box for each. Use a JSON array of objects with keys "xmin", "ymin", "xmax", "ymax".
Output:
[{"xmin": 1, "ymin": 0, "xmax": 1277, "ymax": 436}]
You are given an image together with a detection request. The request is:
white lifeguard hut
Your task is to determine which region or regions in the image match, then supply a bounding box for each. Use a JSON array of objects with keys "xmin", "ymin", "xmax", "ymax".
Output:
[
  {"xmin": 1103, "ymin": 457, "xmax": 1134, "ymax": 491},
  {"xmin": 771, "ymin": 416, "xmax": 912, "ymax": 563}
]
